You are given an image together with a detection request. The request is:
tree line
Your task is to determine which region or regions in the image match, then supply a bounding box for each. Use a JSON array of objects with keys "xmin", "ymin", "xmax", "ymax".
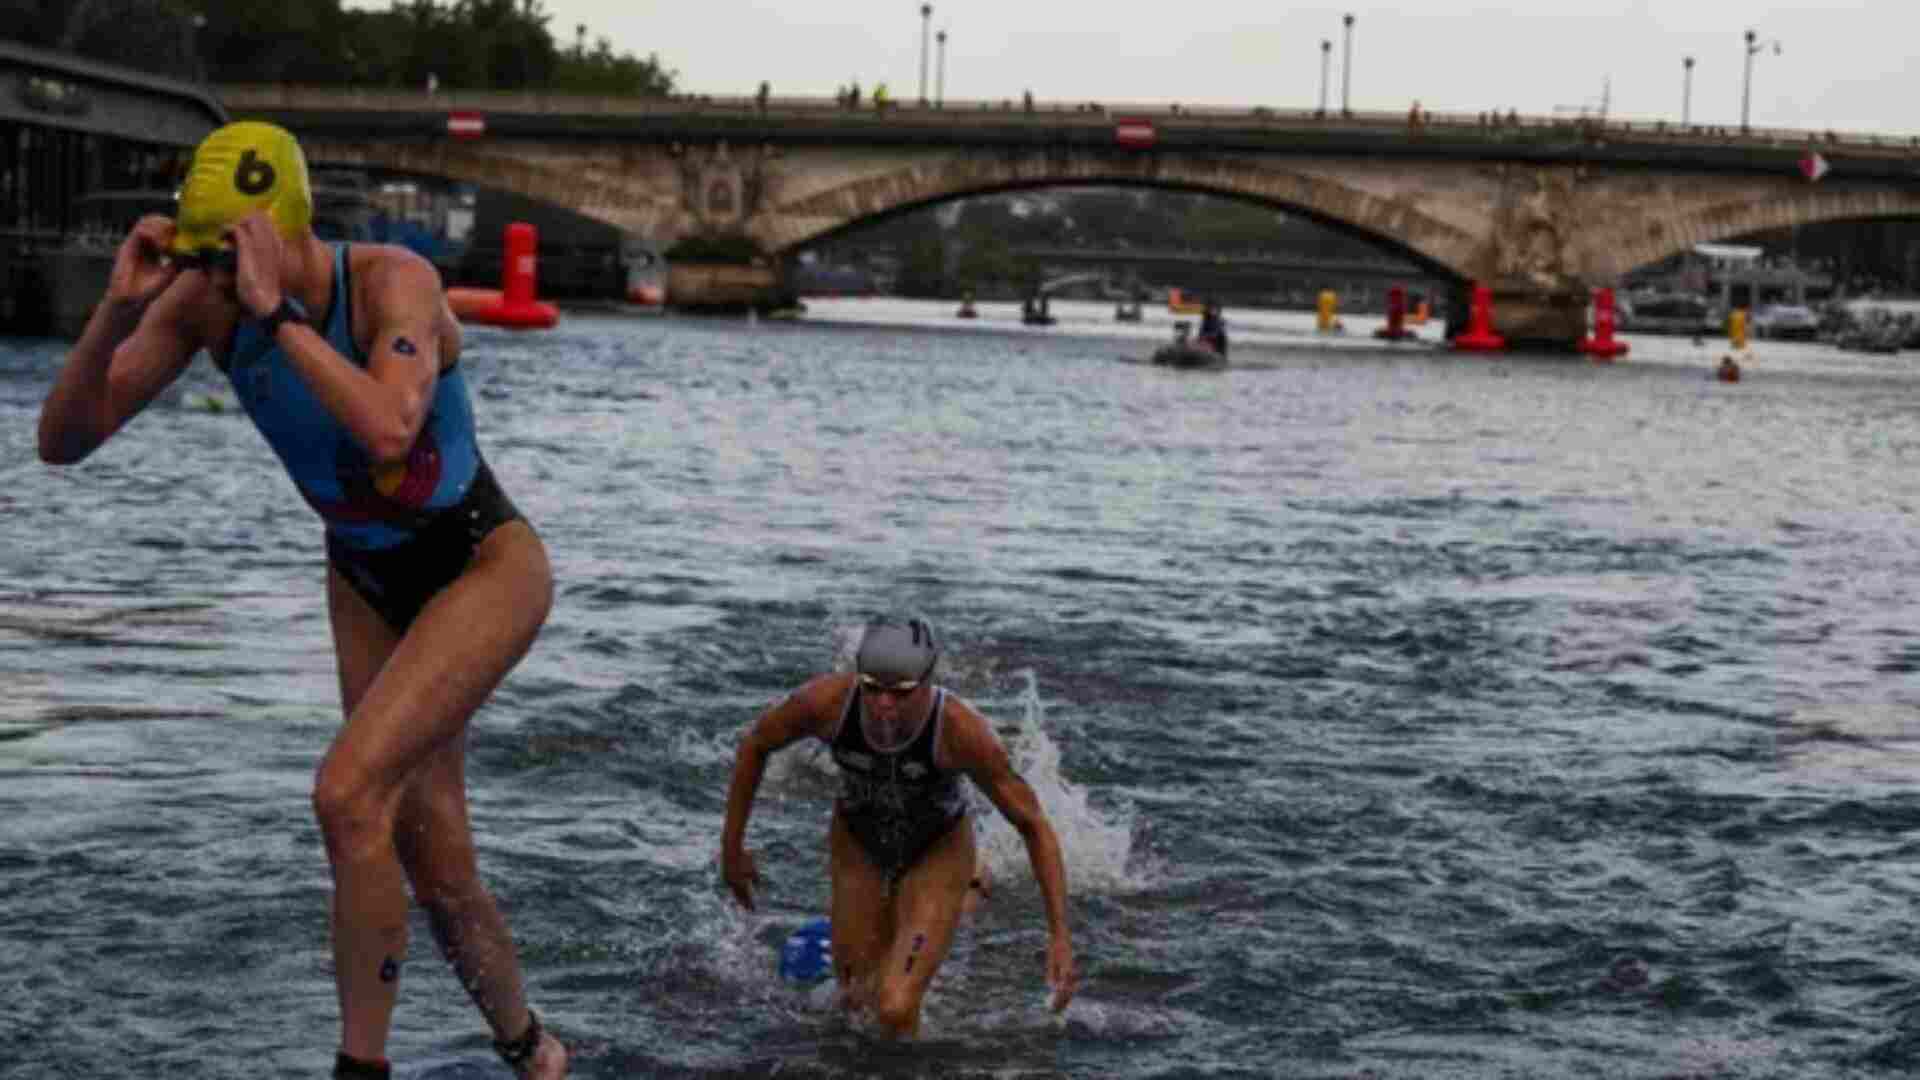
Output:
[{"xmin": 2, "ymin": 0, "xmax": 677, "ymax": 96}]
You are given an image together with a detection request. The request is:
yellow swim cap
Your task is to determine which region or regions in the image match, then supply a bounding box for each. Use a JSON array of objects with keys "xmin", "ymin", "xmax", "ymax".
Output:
[{"xmin": 172, "ymin": 121, "xmax": 313, "ymax": 254}]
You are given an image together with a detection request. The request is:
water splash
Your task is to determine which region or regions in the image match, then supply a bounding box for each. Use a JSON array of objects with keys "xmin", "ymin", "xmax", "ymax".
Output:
[
  {"xmin": 976, "ymin": 668, "xmax": 1139, "ymax": 894},
  {"xmin": 762, "ymin": 651, "xmax": 1140, "ymax": 897}
]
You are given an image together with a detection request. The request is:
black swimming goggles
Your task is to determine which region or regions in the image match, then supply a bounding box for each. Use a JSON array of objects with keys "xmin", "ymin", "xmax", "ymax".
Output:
[
  {"xmin": 858, "ymin": 672, "xmax": 925, "ymax": 697},
  {"xmin": 175, "ymin": 247, "xmax": 237, "ymax": 273}
]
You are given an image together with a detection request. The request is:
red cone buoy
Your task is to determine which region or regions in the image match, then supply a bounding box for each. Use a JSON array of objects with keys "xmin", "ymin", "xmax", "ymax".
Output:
[
  {"xmin": 1374, "ymin": 284, "xmax": 1415, "ymax": 341},
  {"xmin": 445, "ymin": 222, "xmax": 559, "ymax": 330},
  {"xmin": 1451, "ymin": 283, "xmax": 1506, "ymax": 352},
  {"xmin": 1579, "ymin": 286, "xmax": 1630, "ymax": 360}
]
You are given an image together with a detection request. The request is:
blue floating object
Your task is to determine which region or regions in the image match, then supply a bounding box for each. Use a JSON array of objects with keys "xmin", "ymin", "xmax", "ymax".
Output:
[{"xmin": 779, "ymin": 916, "xmax": 833, "ymax": 982}]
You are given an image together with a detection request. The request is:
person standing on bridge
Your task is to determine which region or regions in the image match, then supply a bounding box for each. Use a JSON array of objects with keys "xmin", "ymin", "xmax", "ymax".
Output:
[
  {"xmin": 719, "ymin": 616, "xmax": 1079, "ymax": 1039},
  {"xmin": 35, "ymin": 120, "xmax": 568, "ymax": 1079}
]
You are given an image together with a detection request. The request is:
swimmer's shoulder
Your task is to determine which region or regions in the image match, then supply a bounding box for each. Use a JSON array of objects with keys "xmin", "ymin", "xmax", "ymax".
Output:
[
  {"xmin": 347, "ymin": 242, "xmax": 461, "ymax": 361},
  {"xmin": 934, "ymin": 692, "xmax": 1000, "ymax": 770},
  {"xmin": 347, "ymin": 242, "xmax": 445, "ymax": 306},
  {"xmin": 792, "ymin": 671, "xmax": 858, "ymax": 724},
  {"xmin": 746, "ymin": 673, "xmax": 855, "ymax": 748}
]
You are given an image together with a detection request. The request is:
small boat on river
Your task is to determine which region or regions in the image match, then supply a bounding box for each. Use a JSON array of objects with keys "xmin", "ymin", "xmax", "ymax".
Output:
[{"xmin": 1151, "ymin": 321, "xmax": 1226, "ymax": 370}]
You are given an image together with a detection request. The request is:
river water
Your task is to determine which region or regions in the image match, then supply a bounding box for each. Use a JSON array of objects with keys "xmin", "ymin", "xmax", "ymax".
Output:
[{"xmin": 5, "ymin": 297, "xmax": 1920, "ymax": 1079}]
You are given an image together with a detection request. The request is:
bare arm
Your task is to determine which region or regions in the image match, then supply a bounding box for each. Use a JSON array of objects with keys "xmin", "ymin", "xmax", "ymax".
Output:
[
  {"xmin": 38, "ymin": 215, "xmax": 201, "ymax": 464},
  {"xmin": 229, "ymin": 214, "xmax": 447, "ymax": 465},
  {"xmin": 944, "ymin": 699, "xmax": 1080, "ymax": 1009},
  {"xmin": 718, "ymin": 673, "xmax": 847, "ymax": 910}
]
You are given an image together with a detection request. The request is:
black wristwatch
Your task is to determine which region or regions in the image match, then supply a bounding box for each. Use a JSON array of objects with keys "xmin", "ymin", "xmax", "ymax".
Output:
[{"xmin": 260, "ymin": 295, "xmax": 310, "ymax": 339}]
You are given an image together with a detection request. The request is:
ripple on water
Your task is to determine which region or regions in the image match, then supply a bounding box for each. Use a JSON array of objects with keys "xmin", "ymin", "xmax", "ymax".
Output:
[{"xmin": 9, "ymin": 309, "xmax": 1920, "ymax": 1076}]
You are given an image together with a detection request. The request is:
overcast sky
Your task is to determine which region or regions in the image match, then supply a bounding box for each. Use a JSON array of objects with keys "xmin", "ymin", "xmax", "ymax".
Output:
[{"xmin": 499, "ymin": 1, "xmax": 1913, "ymax": 135}]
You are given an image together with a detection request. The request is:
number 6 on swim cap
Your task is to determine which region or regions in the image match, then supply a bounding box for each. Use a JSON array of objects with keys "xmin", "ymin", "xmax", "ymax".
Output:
[{"xmin": 172, "ymin": 121, "xmax": 314, "ymax": 255}]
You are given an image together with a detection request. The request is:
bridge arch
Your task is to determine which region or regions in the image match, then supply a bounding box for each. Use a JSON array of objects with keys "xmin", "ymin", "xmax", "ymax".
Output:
[
  {"xmin": 298, "ymin": 138, "xmax": 1477, "ymax": 279},
  {"xmin": 754, "ymin": 150, "xmax": 1476, "ymax": 281},
  {"xmin": 298, "ymin": 139, "xmax": 667, "ymax": 239},
  {"xmin": 1592, "ymin": 184, "xmax": 1920, "ymax": 280}
]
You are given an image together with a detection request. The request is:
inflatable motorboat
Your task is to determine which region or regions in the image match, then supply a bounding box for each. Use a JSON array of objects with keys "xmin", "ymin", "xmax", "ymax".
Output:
[
  {"xmin": 1151, "ymin": 320, "xmax": 1227, "ymax": 369},
  {"xmin": 1151, "ymin": 342, "xmax": 1226, "ymax": 369}
]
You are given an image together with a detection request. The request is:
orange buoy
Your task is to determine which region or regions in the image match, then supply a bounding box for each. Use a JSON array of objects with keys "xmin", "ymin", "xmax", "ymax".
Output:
[
  {"xmin": 446, "ymin": 285, "xmax": 502, "ymax": 321},
  {"xmin": 448, "ymin": 222, "xmax": 558, "ymax": 330},
  {"xmin": 1452, "ymin": 283, "xmax": 1505, "ymax": 352},
  {"xmin": 1580, "ymin": 286, "xmax": 1630, "ymax": 361}
]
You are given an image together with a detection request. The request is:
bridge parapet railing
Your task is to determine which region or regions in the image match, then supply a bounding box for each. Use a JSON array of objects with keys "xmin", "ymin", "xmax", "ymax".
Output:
[{"xmin": 215, "ymin": 85, "xmax": 1920, "ymax": 158}]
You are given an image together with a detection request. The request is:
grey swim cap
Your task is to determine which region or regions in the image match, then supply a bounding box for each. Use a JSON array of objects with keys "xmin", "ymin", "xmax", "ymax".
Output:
[{"xmin": 855, "ymin": 617, "xmax": 940, "ymax": 683}]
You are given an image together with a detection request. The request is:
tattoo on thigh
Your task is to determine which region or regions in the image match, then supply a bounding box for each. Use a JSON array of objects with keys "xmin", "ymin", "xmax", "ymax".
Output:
[
  {"xmin": 379, "ymin": 956, "xmax": 400, "ymax": 983},
  {"xmin": 905, "ymin": 932, "xmax": 926, "ymax": 973}
]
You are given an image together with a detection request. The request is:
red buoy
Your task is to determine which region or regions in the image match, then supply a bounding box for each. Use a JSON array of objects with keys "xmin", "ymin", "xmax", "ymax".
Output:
[
  {"xmin": 1451, "ymin": 283, "xmax": 1505, "ymax": 352},
  {"xmin": 1374, "ymin": 284, "xmax": 1415, "ymax": 341},
  {"xmin": 1579, "ymin": 286, "xmax": 1630, "ymax": 360},
  {"xmin": 445, "ymin": 222, "xmax": 558, "ymax": 330}
]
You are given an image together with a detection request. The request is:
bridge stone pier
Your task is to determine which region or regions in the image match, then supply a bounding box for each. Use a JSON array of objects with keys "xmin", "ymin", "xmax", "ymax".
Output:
[{"xmin": 221, "ymin": 87, "xmax": 1920, "ymax": 346}]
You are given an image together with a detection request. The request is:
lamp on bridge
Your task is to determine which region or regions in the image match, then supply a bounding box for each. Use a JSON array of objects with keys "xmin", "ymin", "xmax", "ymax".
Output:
[
  {"xmin": 1341, "ymin": 14, "xmax": 1356, "ymax": 116},
  {"xmin": 1318, "ymin": 39, "xmax": 1331, "ymax": 116},
  {"xmin": 1740, "ymin": 28, "xmax": 1781, "ymax": 133},
  {"xmin": 919, "ymin": 3, "xmax": 933, "ymax": 106},
  {"xmin": 1682, "ymin": 56, "xmax": 1695, "ymax": 126},
  {"xmin": 936, "ymin": 29, "xmax": 948, "ymax": 107}
]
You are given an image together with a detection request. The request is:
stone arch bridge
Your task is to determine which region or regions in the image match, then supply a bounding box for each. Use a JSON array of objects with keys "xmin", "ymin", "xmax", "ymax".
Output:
[{"xmin": 219, "ymin": 86, "xmax": 1920, "ymax": 344}]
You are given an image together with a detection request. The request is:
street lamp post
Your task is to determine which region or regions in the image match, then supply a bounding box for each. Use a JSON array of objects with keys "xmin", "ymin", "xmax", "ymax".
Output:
[
  {"xmin": 1318, "ymin": 39, "xmax": 1331, "ymax": 115},
  {"xmin": 1741, "ymin": 28, "xmax": 1780, "ymax": 133},
  {"xmin": 1341, "ymin": 13, "xmax": 1355, "ymax": 116},
  {"xmin": 936, "ymin": 29, "xmax": 947, "ymax": 108},
  {"xmin": 1682, "ymin": 55, "xmax": 1694, "ymax": 126},
  {"xmin": 919, "ymin": 3, "xmax": 933, "ymax": 105}
]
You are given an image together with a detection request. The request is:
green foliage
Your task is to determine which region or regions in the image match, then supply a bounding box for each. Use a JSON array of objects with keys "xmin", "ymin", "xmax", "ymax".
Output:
[
  {"xmin": 28, "ymin": 0, "xmax": 677, "ymax": 94},
  {"xmin": 549, "ymin": 31, "xmax": 676, "ymax": 96},
  {"xmin": 950, "ymin": 228, "xmax": 1018, "ymax": 292},
  {"xmin": 893, "ymin": 232, "xmax": 947, "ymax": 298}
]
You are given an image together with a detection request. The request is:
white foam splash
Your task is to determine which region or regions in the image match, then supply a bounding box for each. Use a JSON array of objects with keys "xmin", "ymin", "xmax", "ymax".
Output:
[
  {"xmin": 770, "ymin": 630, "xmax": 1140, "ymax": 893},
  {"xmin": 974, "ymin": 668, "xmax": 1140, "ymax": 895}
]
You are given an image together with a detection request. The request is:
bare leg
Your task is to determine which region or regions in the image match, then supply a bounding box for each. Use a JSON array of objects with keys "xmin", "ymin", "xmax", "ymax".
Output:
[
  {"xmin": 871, "ymin": 822, "xmax": 975, "ymax": 1039},
  {"xmin": 324, "ymin": 569, "xmax": 407, "ymax": 1062},
  {"xmin": 827, "ymin": 811, "xmax": 892, "ymax": 1015},
  {"xmin": 395, "ymin": 744, "xmax": 564, "ymax": 1077},
  {"xmin": 319, "ymin": 523, "xmax": 562, "ymax": 1074}
]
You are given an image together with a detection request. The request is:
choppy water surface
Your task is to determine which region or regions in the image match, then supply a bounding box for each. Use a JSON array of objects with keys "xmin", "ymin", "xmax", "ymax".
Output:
[{"xmin": 6, "ymin": 298, "xmax": 1920, "ymax": 1079}]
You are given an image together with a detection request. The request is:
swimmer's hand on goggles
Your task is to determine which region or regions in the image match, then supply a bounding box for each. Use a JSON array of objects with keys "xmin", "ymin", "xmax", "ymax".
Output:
[{"xmin": 107, "ymin": 216, "xmax": 187, "ymax": 307}]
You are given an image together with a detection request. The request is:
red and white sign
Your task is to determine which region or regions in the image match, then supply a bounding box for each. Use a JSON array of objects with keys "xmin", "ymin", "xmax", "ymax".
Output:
[
  {"xmin": 1114, "ymin": 117, "xmax": 1156, "ymax": 149},
  {"xmin": 447, "ymin": 111, "xmax": 486, "ymax": 138},
  {"xmin": 1799, "ymin": 151, "xmax": 1830, "ymax": 182}
]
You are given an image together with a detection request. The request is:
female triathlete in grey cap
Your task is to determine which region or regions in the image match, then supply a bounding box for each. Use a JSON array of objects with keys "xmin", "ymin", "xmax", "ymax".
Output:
[
  {"xmin": 719, "ymin": 615, "xmax": 1079, "ymax": 1037},
  {"xmin": 855, "ymin": 616, "xmax": 940, "ymax": 686}
]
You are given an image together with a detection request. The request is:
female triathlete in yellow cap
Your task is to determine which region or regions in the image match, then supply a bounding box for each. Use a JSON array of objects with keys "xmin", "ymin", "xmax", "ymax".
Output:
[
  {"xmin": 36, "ymin": 121, "xmax": 569, "ymax": 1080},
  {"xmin": 170, "ymin": 119, "xmax": 314, "ymax": 260}
]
